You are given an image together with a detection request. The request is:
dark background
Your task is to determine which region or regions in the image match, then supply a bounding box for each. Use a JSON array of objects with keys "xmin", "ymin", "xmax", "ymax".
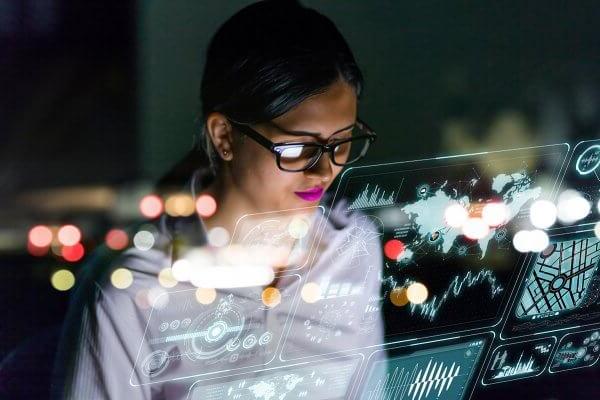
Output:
[{"xmin": 1, "ymin": 0, "xmax": 599, "ymax": 398}]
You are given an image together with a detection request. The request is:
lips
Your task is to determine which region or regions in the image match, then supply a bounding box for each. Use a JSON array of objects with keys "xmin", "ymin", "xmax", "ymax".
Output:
[{"xmin": 294, "ymin": 186, "xmax": 324, "ymax": 202}]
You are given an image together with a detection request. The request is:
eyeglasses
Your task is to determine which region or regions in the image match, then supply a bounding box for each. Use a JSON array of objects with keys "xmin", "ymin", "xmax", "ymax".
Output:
[{"xmin": 227, "ymin": 118, "xmax": 377, "ymax": 172}]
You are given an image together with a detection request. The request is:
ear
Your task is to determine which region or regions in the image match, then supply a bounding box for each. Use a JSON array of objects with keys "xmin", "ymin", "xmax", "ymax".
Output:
[{"xmin": 205, "ymin": 112, "xmax": 234, "ymax": 161}]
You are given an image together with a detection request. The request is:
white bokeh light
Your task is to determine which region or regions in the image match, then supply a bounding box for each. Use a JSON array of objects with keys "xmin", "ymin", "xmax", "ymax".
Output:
[
  {"xmin": 530, "ymin": 200, "xmax": 558, "ymax": 229},
  {"xmin": 557, "ymin": 190, "xmax": 591, "ymax": 224},
  {"xmin": 513, "ymin": 230, "xmax": 532, "ymax": 253},
  {"xmin": 444, "ymin": 203, "xmax": 469, "ymax": 228},
  {"xmin": 529, "ymin": 229, "xmax": 550, "ymax": 252},
  {"xmin": 595, "ymin": 222, "xmax": 600, "ymax": 239},
  {"xmin": 482, "ymin": 203, "xmax": 509, "ymax": 227},
  {"xmin": 133, "ymin": 230, "xmax": 155, "ymax": 251},
  {"xmin": 171, "ymin": 259, "xmax": 192, "ymax": 282},
  {"xmin": 462, "ymin": 217, "xmax": 490, "ymax": 240},
  {"xmin": 207, "ymin": 227, "xmax": 230, "ymax": 247}
]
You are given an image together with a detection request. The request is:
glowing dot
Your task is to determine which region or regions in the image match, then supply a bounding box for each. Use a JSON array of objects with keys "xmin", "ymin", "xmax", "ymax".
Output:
[
  {"xmin": 171, "ymin": 259, "xmax": 192, "ymax": 281},
  {"xmin": 513, "ymin": 230, "xmax": 532, "ymax": 253},
  {"xmin": 261, "ymin": 287, "xmax": 281, "ymax": 308},
  {"xmin": 301, "ymin": 282, "xmax": 322, "ymax": 303},
  {"xmin": 139, "ymin": 194, "xmax": 163, "ymax": 219},
  {"xmin": 105, "ymin": 229, "xmax": 129, "ymax": 250},
  {"xmin": 462, "ymin": 217, "xmax": 490, "ymax": 240},
  {"xmin": 482, "ymin": 203, "xmax": 509, "ymax": 227},
  {"xmin": 530, "ymin": 200, "xmax": 558, "ymax": 229},
  {"xmin": 529, "ymin": 229, "xmax": 550, "ymax": 252},
  {"xmin": 390, "ymin": 287, "xmax": 409, "ymax": 307},
  {"xmin": 158, "ymin": 268, "xmax": 178, "ymax": 288},
  {"xmin": 148, "ymin": 286, "xmax": 169, "ymax": 309},
  {"xmin": 594, "ymin": 222, "xmax": 600, "ymax": 239},
  {"xmin": 288, "ymin": 216, "xmax": 310, "ymax": 239},
  {"xmin": 557, "ymin": 190, "xmax": 591, "ymax": 224},
  {"xmin": 165, "ymin": 193, "xmax": 195, "ymax": 217},
  {"xmin": 406, "ymin": 282, "xmax": 428, "ymax": 304},
  {"xmin": 195, "ymin": 287, "xmax": 217, "ymax": 305},
  {"xmin": 111, "ymin": 267, "xmax": 133, "ymax": 289},
  {"xmin": 51, "ymin": 269, "xmax": 75, "ymax": 291},
  {"xmin": 61, "ymin": 243, "xmax": 85, "ymax": 262},
  {"xmin": 384, "ymin": 239, "xmax": 405, "ymax": 261},
  {"xmin": 444, "ymin": 204, "xmax": 469, "ymax": 228},
  {"xmin": 28, "ymin": 225, "xmax": 53, "ymax": 247},
  {"xmin": 208, "ymin": 227, "xmax": 230, "ymax": 247},
  {"xmin": 28, "ymin": 241, "xmax": 49, "ymax": 257},
  {"xmin": 57, "ymin": 225, "xmax": 81, "ymax": 246},
  {"xmin": 196, "ymin": 194, "xmax": 218, "ymax": 218},
  {"xmin": 133, "ymin": 230, "xmax": 155, "ymax": 251}
]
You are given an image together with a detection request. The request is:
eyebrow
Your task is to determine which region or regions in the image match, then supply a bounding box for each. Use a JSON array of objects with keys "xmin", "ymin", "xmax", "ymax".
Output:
[{"xmin": 269, "ymin": 121, "xmax": 355, "ymax": 137}]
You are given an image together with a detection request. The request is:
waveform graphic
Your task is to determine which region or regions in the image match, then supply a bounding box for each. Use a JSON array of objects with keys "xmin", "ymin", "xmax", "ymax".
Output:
[
  {"xmin": 491, "ymin": 351, "xmax": 537, "ymax": 380},
  {"xmin": 348, "ymin": 184, "xmax": 396, "ymax": 210},
  {"xmin": 366, "ymin": 360, "xmax": 461, "ymax": 400},
  {"xmin": 409, "ymin": 270, "xmax": 504, "ymax": 321}
]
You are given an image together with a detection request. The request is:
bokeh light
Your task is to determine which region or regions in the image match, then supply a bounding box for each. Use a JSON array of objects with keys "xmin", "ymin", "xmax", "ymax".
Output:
[
  {"xmin": 462, "ymin": 217, "xmax": 490, "ymax": 240},
  {"xmin": 444, "ymin": 203, "xmax": 468, "ymax": 228},
  {"xmin": 158, "ymin": 267, "xmax": 178, "ymax": 288},
  {"xmin": 195, "ymin": 287, "xmax": 217, "ymax": 305},
  {"xmin": 148, "ymin": 286, "xmax": 169, "ymax": 309},
  {"xmin": 557, "ymin": 190, "xmax": 591, "ymax": 224},
  {"xmin": 57, "ymin": 224, "xmax": 81, "ymax": 246},
  {"xmin": 51, "ymin": 269, "xmax": 75, "ymax": 291},
  {"xmin": 384, "ymin": 239, "xmax": 405, "ymax": 260},
  {"xmin": 139, "ymin": 194, "xmax": 163, "ymax": 219},
  {"xmin": 595, "ymin": 222, "xmax": 600, "ymax": 239},
  {"xmin": 288, "ymin": 216, "xmax": 310, "ymax": 239},
  {"xmin": 165, "ymin": 193, "xmax": 195, "ymax": 217},
  {"xmin": 28, "ymin": 225, "xmax": 53, "ymax": 247},
  {"xmin": 27, "ymin": 241, "xmax": 49, "ymax": 257},
  {"xmin": 207, "ymin": 227, "xmax": 230, "ymax": 247},
  {"xmin": 133, "ymin": 230, "xmax": 155, "ymax": 251},
  {"xmin": 301, "ymin": 282, "xmax": 321, "ymax": 304},
  {"xmin": 171, "ymin": 259, "xmax": 192, "ymax": 281},
  {"xmin": 261, "ymin": 287, "xmax": 281, "ymax": 308},
  {"xmin": 61, "ymin": 243, "xmax": 85, "ymax": 262},
  {"xmin": 390, "ymin": 287, "xmax": 409, "ymax": 307},
  {"xmin": 110, "ymin": 267, "xmax": 133, "ymax": 289},
  {"xmin": 530, "ymin": 200, "xmax": 558, "ymax": 229},
  {"xmin": 134, "ymin": 289, "xmax": 151, "ymax": 310},
  {"xmin": 482, "ymin": 202, "xmax": 509, "ymax": 227},
  {"xmin": 512, "ymin": 230, "xmax": 532, "ymax": 253},
  {"xmin": 529, "ymin": 229, "xmax": 550, "ymax": 252},
  {"xmin": 406, "ymin": 282, "xmax": 428, "ymax": 304},
  {"xmin": 105, "ymin": 229, "xmax": 129, "ymax": 250},
  {"xmin": 195, "ymin": 194, "xmax": 218, "ymax": 218}
]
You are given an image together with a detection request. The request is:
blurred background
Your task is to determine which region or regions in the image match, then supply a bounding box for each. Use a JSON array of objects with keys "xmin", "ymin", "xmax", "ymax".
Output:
[{"xmin": 1, "ymin": 0, "xmax": 599, "ymax": 398}]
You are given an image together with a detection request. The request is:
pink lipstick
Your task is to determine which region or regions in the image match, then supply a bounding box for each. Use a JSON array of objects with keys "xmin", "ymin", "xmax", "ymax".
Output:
[{"xmin": 294, "ymin": 186, "xmax": 324, "ymax": 202}]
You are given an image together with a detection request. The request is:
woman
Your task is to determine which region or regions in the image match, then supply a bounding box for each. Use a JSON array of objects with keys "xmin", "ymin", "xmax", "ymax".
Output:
[{"xmin": 54, "ymin": 1, "xmax": 383, "ymax": 398}]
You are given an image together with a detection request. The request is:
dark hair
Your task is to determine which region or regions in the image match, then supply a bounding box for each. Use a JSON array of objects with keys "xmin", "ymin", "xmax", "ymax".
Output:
[{"xmin": 159, "ymin": 0, "xmax": 364, "ymax": 189}]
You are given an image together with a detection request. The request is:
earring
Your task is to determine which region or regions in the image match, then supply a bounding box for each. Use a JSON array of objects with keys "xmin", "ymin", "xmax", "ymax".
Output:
[{"xmin": 222, "ymin": 150, "xmax": 229, "ymax": 159}]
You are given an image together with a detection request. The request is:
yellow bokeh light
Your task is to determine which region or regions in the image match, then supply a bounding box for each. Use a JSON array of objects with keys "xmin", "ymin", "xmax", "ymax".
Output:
[
  {"xmin": 406, "ymin": 282, "xmax": 428, "ymax": 304},
  {"xmin": 158, "ymin": 267, "xmax": 178, "ymax": 288},
  {"xmin": 288, "ymin": 216, "xmax": 310, "ymax": 239},
  {"xmin": 195, "ymin": 287, "xmax": 217, "ymax": 305},
  {"xmin": 389, "ymin": 287, "xmax": 409, "ymax": 307},
  {"xmin": 165, "ymin": 193, "xmax": 195, "ymax": 217},
  {"xmin": 51, "ymin": 269, "xmax": 75, "ymax": 291},
  {"xmin": 301, "ymin": 282, "xmax": 321, "ymax": 304},
  {"xmin": 111, "ymin": 267, "xmax": 133, "ymax": 289},
  {"xmin": 261, "ymin": 287, "xmax": 281, "ymax": 308}
]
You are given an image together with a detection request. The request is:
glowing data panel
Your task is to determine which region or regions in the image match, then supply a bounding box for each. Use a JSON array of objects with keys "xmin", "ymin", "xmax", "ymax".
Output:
[
  {"xmin": 359, "ymin": 337, "xmax": 487, "ymax": 400},
  {"xmin": 556, "ymin": 139, "xmax": 600, "ymax": 227},
  {"xmin": 503, "ymin": 231, "xmax": 600, "ymax": 338},
  {"xmin": 482, "ymin": 338, "xmax": 555, "ymax": 385},
  {"xmin": 328, "ymin": 145, "xmax": 568, "ymax": 340},
  {"xmin": 550, "ymin": 329, "xmax": 600, "ymax": 373},
  {"xmin": 130, "ymin": 276, "xmax": 300, "ymax": 385},
  {"xmin": 188, "ymin": 356, "xmax": 361, "ymax": 400}
]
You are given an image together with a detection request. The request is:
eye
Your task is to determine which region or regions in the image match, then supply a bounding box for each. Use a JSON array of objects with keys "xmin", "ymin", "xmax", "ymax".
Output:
[{"xmin": 278, "ymin": 145, "xmax": 304, "ymax": 159}]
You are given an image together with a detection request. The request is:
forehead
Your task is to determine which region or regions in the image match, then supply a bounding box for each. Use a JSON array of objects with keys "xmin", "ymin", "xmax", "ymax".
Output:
[{"xmin": 271, "ymin": 79, "xmax": 357, "ymax": 135}]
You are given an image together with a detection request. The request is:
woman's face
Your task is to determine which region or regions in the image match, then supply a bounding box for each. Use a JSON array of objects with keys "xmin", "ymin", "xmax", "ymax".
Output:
[{"xmin": 227, "ymin": 79, "xmax": 357, "ymax": 213}]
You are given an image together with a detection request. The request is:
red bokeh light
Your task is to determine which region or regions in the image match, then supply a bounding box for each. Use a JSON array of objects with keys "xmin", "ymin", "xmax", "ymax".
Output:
[
  {"xmin": 62, "ymin": 243, "xmax": 85, "ymax": 262},
  {"xmin": 105, "ymin": 229, "xmax": 129, "ymax": 250},
  {"xmin": 384, "ymin": 239, "xmax": 405, "ymax": 260},
  {"xmin": 139, "ymin": 194, "xmax": 163, "ymax": 219},
  {"xmin": 57, "ymin": 224, "xmax": 81, "ymax": 246},
  {"xmin": 27, "ymin": 241, "xmax": 49, "ymax": 257},
  {"xmin": 28, "ymin": 225, "xmax": 53, "ymax": 247},
  {"xmin": 196, "ymin": 194, "xmax": 218, "ymax": 218}
]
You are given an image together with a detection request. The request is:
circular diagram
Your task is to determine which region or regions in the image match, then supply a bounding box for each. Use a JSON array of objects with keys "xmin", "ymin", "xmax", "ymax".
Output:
[
  {"xmin": 576, "ymin": 144, "xmax": 600, "ymax": 175},
  {"xmin": 185, "ymin": 299, "xmax": 245, "ymax": 360},
  {"xmin": 141, "ymin": 350, "xmax": 170, "ymax": 377}
]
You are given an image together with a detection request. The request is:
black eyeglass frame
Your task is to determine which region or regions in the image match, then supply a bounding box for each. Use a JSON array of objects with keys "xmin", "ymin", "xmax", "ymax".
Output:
[{"xmin": 227, "ymin": 118, "xmax": 377, "ymax": 172}]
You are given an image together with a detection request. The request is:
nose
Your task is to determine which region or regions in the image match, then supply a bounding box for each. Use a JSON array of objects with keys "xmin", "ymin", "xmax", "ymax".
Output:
[{"xmin": 304, "ymin": 152, "xmax": 333, "ymax": 183}]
